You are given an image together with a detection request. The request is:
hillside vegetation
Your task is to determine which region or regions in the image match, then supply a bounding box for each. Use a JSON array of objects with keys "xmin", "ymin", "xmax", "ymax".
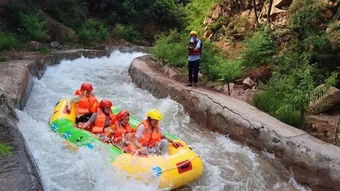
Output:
[
  {"xmin": 152, "ymin": 0, "xmax": 340, "ymax": 133},
  {"xmin": 0, "ymin": 0, "xmax": 339, "ymax": 142}
]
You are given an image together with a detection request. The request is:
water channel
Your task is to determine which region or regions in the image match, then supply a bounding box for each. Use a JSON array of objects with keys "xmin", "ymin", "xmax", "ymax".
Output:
[{"xmin": 16, "ymin": 51, "xmax": 310, "ymax": 191}]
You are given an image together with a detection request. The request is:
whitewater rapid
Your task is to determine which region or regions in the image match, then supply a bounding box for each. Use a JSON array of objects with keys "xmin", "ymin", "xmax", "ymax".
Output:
[{"xmin": 16, "ymin": 51, "xmax": 309, "ymax": 191}]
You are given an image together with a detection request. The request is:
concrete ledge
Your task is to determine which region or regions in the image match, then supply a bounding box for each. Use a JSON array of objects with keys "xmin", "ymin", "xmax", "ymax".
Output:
[{"xmin": 129, "ymin": 55, "xmax": 340, "ymax": 190}]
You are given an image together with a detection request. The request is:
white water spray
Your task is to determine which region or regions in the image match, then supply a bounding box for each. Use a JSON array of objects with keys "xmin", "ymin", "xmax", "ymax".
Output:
[{"xmin": 17, "ymin": 51, "xmax": 309, "ymax": 191}]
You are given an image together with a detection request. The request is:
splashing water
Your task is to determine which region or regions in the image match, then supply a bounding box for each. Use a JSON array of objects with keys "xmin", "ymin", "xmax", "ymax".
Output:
[{"xmin": 16, "ymin": 51, "xmax": 310, "ymax": 191}]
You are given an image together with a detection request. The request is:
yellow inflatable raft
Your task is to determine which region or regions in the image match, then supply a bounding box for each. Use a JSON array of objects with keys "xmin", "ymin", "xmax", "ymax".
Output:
[{"xmin": 49, "ymin": 99, "xmax": 203, "ymax": 189}]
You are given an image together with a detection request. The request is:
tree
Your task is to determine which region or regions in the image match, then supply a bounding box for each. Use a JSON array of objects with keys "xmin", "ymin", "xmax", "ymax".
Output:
[{"xmin": 267, "ymin": 0, "xmax": 273, "ymax": 24}]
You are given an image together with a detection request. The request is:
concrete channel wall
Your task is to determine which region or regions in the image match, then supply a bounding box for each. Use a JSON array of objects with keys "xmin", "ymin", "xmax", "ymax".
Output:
[
  {"xmin": 0, "ymin": 47, "xmax": 147, "ymax": 190},
  {"xmin": 129, "ymin": 55, "xmax": 340, "ymax": 190}
]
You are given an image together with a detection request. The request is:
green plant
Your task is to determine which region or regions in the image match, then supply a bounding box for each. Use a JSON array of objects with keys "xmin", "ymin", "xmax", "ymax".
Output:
[
  {"xmin": 44, "ymin": 0, "xmax": 88, "ymax": 28},
  {"xmin": 114, "ymin": 24, "xmax": 143, "ymax": 44},
  {"xmin": 19, "ymin": 12, "xmax": 48, "ymax": 41},
  {"xmin": 0, "ymin": 31, "xmax": 18, "ymax": 51},
  {"xmin": 289, "ymin": 0, "xmax": 323, "ymax": 39},
  {"xmin": 151, "ymin": 31, "xmax": 187, "ymax": 67},
  {"xmin": 78, "ymin": 19, "xmax": 108, "ymax": 44},
  {"xmin": 185, "ymin": 0, "xmax": 216, "ymax": 31},
  {"xmin": 37, "ymin": 45, "xmax": 52, "ymax": 54},
  {"xmin": 0, "ymin": 142, "xmax": 13, "ymax": 156},
  {"xmin": 214, "ymin": 59, "xmax": 244, "ymax": 95},
  {"xmin": 241, "ymin": 29, "xmax": 277, "ymax": 68},
  {"xmin": 122, "ymin": 0, "xmax": 185, "ymax": 28}
]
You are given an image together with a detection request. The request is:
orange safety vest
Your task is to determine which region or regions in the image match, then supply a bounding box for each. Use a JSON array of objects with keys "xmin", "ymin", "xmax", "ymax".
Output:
[
  {"xmin": 92, "ymin": 108, "xmax": 115, "ymax": 134},
  {"xmin": 138, "ymin": 120, "xmax": 162, "ymax": 147},
  {"xmin": 113, "ymin": 123, "xmax": 134, "ymax": 142},
  {"xmin": 76, "ymin": 93, "xmax": 98, "ymax": 115}
]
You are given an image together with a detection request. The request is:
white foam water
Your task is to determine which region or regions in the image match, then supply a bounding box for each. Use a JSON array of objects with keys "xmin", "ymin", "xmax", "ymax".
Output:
[{"xmin": 16, "ymin": 51, "xmax": 310, "ymax": 191}]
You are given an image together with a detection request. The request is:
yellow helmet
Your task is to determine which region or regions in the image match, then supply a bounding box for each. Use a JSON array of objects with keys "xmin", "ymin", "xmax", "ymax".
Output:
[
  {"xmin": 147, "ymin": 109, "xmax": 163, "ymax": 121},
  {"xmin": 190, "ymin": 30, "xmax": 198, "ymax": 36}
]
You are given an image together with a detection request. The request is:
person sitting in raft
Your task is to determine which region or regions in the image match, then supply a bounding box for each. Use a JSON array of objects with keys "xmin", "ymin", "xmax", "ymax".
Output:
[
  {"xmin": 79, "ymin": 99, "xmax": 115, "ymax": 134},
  {"xmin": 132, "ymin": 109, "xmax": 179, "ymax": 155},
  {"xmin": 69, "ymin": 83, "xmax": 98, "ymax": 124},
  {"xmin": 105, "ymin": 110, "xmax": 135, "ymax": 145}
]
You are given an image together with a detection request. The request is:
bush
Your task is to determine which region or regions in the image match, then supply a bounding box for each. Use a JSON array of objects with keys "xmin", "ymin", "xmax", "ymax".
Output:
[
  {"xmin": 251, "ymin": 63, "xmax": 318, "ymax": 128},
  {"xmin": 241, "ymin": 29, "xmax": 277, "ymax": 68},
  {"xmin": 151, "ymin": 31, "xmax": 187, "ymax": 67},
  {"xmin": 78, "ymin": 19, "xmax": 108, "ymax": 44},
  {"xmin": 45, "ymin": 0, "xmax": 88, "ymax": 28},
  {"xmin": 19, "ymin": 12, "xmax": 48, "ymax": 41},
  {"xmin": 289, "ymin": 0, "xmax": 323, "ymax": 39},
  {"xmin": 122, "ymin": 0, "xmax": 185, "ymax": 28},
  {"xmin": 0, "ymin": 31, "xmax": 18, "ymax": 51},
  {"xmin": 185, "ymin": 0, "xmax": 216, "ymax": 31},
  {"xmin": 37, "ymin": 45, "xmax": 52, "ymax": 54},
  {"xmin": 216, "ymin": 59, "xmax": 244, "ymax": 82},
  {"xmin": 114, "ymin": 24, "xmax": 143, "ymax": 44}
]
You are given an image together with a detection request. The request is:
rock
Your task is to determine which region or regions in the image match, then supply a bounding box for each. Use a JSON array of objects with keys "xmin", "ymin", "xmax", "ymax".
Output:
[
  {"xmin": 204, "ymin": 31, "xmax": 212, "ymax": 38},
  {"xmin": 27, "ymin": 41, "xmax": 42, "ymax": 50},
  {"xmin": 40, "ymin": 10, "xmax": 76, "ymax": 41},
  {"xmin": 243, "ymin": 77, "xmax": 255, "ymax": 88},
  {"xmin": 211, "ymin": 5, "xmax": 222, "ymax": 19},
  {"xmin": 234, "ymin": 78, "xmax": 244, "ymax": 85},
  {"xmin": 50, "ymin": 41, "xmax": 61, "ymax": 49},
  {"xmin": 222, "ymin": 83, "xmax": 235, "ymax": 95},
  {"xmin": 306, "ymin": 115, "xmax": 340, "ymax": 144},
  {"xmin": 321, "ymin": 8, "xmax": 334, "ymax": 18},
  {"xmin": 309, "ymin": 85, "xmax": 340, "ymax": 114},
  {"xmin": 274, "ymin": 0, "xmax": 293, "ymax": 9},
  {"xmin": 162, "ymin": 65, "xmax": 182, "ymax": 79},
  {"xmin": 258, "ymin": 0, "xmax": 290, "ymax": 28},
  {"xmin": 326, "ymin": 21, "xmax": 340, "ymax": 49}
]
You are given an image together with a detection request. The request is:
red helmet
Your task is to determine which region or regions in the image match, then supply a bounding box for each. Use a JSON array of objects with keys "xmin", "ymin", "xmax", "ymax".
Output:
[
  {"xmin": 99, "ymin": 99, "xmax": 113, "ymax": 108},
  {"xmin": 80, "ymin": 83, "xmax": 93, "ymax": 92},
  {"xmin": 116, "ymin": 110, "xmax": 130, "ymax": 121}
]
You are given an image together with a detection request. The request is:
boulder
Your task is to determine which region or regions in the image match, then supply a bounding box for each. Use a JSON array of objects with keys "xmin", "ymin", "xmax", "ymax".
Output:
[
  {"xmin": 27, "ymin": 41, "xmax": 41, "ymax": 50},
  {"xmin": 243, "ymin": 77, "xmax": 255, "ymax": 88},
  {"xmin": 306, "ymin": 115, "xmax": 340, "ymax": 144},
  {"xmin": 40, "ymin": 11, "xmax": 76, "ymax": 41},
  {"xmin": 258, "ymin": 0, "xmax": 291, "ymax": 27},
  {"xmin": 162, "ymin": 65, "xmax": 183, "ymax": 79},
  {"xmin": 274, "ymin": 0, "xmax": 293, "ymax": 9},
  {"xmin": 50, "ymin": 41, "xmax": 61, "ymax": 49},
  {"xmin": 321, "ymin": 8, "xmax": 334, "ymax": 19},
  {"xmin": 309, "ymin": 85, "xmax": 340, "ymax": 114},
  {"xmin": 211, "ymin": 5, "xmax": 222, "ymax": 19}
]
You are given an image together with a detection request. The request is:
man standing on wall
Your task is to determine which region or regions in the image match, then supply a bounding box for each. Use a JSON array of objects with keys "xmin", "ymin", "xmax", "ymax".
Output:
[{"xmin": 186, "ymin": 30, "xmax": 202, "ymax": 88}]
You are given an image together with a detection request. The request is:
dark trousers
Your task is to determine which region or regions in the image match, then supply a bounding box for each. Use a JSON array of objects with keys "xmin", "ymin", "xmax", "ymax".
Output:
[
  {"xmin": 188, "ymin": 59, "xmax": 200, "ymax": 83},
  {"xmin": 76, "ymin": 113, "xmax": 93, "ymax": 124}
]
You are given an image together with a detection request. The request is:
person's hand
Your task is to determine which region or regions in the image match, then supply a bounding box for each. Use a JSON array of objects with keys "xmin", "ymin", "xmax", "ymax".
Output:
[
  {"xmin": 65, "ymin": 104, "xmax": 71, "ymax": 113},
  {"xmin": 172, "ymin": 141, "xmax": 182, "ymax": 148},
  {"xmin": 80, "ymin": 122, "xmax": 90, "ymax": 129}
]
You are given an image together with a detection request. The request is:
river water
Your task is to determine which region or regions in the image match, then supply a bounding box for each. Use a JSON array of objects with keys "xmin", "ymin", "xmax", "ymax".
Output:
[{"xmin": 16, "ymin": 51, "xmax": 310, "ymax": 191}]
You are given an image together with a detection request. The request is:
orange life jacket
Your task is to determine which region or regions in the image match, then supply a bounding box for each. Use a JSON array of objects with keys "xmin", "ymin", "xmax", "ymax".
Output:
[
  {"xmin": 76, "ymin": 93, "xmax": 98, "ymax": 115},
  {"xmin": 92, "ymin": 108, "xmax": 115, "ymax": 134},
  {"xmin": 138, "ymin": 120, "xmax": 162, "ymax": 147},
  {"xmin": 113, "ymin": 122, "xmax": 134, "ymax": 142}
]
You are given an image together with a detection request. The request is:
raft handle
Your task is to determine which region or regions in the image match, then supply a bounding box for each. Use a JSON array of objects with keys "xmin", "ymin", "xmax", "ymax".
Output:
[{"xmin": 176, "ymin": 160, "xmax": 192, "ymax": 174}]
